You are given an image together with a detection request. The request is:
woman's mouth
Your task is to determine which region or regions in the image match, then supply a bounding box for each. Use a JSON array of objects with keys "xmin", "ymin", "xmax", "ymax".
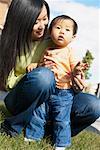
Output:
[{"xmin": 36, "ymin": 30, "xmax": 44, "ymax": 36}]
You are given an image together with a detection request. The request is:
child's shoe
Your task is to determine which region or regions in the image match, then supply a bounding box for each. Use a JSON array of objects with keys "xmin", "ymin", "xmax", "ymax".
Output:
[
  {"xmin": 24, "ymin": 137, "xmax": 35, "ymax": 142},
  {"xmin": 55, "ymin": 147, "xmax": 66, "ymax": 150}
]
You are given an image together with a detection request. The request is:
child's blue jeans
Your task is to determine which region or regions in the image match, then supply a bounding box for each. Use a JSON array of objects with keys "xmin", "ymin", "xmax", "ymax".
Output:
[{"xmin": 25, "ymin": 88, "xmax": 74, "ymax": 147}]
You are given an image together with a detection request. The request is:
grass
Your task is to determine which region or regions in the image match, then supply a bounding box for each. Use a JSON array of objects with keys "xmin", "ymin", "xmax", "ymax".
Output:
[{"xmin": 0, "ymin": 101, "xmax": 100, "ymax": 150}]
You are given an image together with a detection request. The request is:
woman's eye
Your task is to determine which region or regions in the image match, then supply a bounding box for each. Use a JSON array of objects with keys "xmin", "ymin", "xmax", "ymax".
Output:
[
  {"xmin": 43, "ymin": 18, "xmax": 47, "ymax": 21},
  {"xmin": 35, "ymin": 21, "xmax": 38, "ymax": 25}
]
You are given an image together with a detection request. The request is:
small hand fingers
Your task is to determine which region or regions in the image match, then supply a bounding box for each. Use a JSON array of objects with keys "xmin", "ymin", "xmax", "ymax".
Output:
[{"xmin": 73, "ymin": 77, "xmax": 85, "ymax": 90}]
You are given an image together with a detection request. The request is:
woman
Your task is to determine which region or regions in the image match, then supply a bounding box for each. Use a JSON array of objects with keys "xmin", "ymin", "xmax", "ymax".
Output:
[{"xmin": 0, "ymin": 0, "xmax": 100, "ymax": 140}]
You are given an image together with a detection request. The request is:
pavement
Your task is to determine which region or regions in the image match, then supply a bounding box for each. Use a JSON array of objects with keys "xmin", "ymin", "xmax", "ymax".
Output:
[
  {"xmin": 86, "ymin": 118, "xmax": 100, "ymax": 134},
  {"xmin": 0, "ymin": 90, "xmax": 100, "ymax": 134},
  {"xmin": 91, "ymin": 118, "xmax": 100, "ymax": 132}
]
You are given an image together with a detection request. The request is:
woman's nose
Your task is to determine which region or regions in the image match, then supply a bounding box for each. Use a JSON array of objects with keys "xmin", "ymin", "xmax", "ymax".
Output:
[{"xmin": 38, "ymin": 22, "xmax": 45, "ymax": 30}]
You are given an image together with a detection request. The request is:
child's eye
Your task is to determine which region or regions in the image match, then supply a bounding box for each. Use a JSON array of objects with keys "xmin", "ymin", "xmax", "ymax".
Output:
[
  {"xmin": 66, "ymin": 29, "xmax": 70, "ymax": 31},
  {"xmin": 56, "ymin": 26, "xmax": 61, "ymax": 29}
]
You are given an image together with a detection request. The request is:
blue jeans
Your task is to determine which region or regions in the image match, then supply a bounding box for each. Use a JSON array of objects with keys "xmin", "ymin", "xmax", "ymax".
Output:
[
  {"xmin": 2, "ymin": 67, "xmax": 100, "ymax": 137},
  {"xmin": 49, "ymin": 88, "xmax": 74, "ymax": 147},
  {"xmin": 3, "ymin": 67, "xmax": 55, "ymax": 135},
  {"xmin": 25, "ymin": 89, "xmax": 74, "ymax": 147},
  {"xmin": 25, "ymin": 102, "xmax": 48, "ymax": 140},
  {"xmin": 71, "ymin": 93, "xmax": 100, "ymax": 136}
]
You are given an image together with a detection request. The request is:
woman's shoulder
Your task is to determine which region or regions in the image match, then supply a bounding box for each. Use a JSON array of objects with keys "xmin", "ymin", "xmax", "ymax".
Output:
[
  {"xmin": 42, "ymin": 35, "xmax": 54, "ymax": 47},
  {"xmin": 43, "ymin": 34, "xmax": 52, "ymax": 43}
]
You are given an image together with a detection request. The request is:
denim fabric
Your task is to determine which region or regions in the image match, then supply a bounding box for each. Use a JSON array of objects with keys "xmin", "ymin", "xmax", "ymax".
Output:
[
  {"xmin": 25, "ymin": 93, "xmax": 100, "ymax": 143},
  {"xmin": 3, "ymin": 67, "xmax": 56, "ymax": 134},
  {"xmin": 71, "ymin": 92, "xmax": 100, "ymax": 136},
  {"xmin": 25, "ymin": 102, "xmax": 49, "ymax": 140},
  {"xmin": 2, "ymin": 67, "xmax": 100, "ymax": 138},
  {"xmin": 25, "ymin": 88, "xmax": 74, "ymax": 147},
  {"xmin": 49, "ymin": 88, "xmax": 74, "ymax": 147}
]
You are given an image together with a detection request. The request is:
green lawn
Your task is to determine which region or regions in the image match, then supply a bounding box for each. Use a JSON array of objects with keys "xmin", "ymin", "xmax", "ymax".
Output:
[{"xmin": 0, "ymin": 101, "xmax": 100, "ymax": 150}]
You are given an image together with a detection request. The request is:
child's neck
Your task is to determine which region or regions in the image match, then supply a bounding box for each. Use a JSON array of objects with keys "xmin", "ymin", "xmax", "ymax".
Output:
[{"xmin": 54, "ymin": 44, "xmax": 68, "ymax": 49}]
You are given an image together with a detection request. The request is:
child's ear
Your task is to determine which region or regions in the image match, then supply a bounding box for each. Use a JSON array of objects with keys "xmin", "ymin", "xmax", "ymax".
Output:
[
  {"xmin": 72, "ymin": 34, "xmax": 76, "ymax": 41},
  {"xmin": 72, "ymin": 34, "xmax": 76, "ymax": 39}
]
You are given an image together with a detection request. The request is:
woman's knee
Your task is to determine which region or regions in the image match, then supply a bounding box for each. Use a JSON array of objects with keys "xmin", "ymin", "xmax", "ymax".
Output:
[
  {"xmin": 26, "ymin": 67, "xmax": 55, "ymax": 89},
  {"xmin": 86, "ymin": 94, "xmax": 100, "ymax": 116},
  {"xmin": 73, "ymin": 93, "xmax": 100, "ymax": 117}
]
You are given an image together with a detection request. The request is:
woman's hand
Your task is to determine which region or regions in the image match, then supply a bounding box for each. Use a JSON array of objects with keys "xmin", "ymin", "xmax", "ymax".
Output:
[
  {"xmin": 39, "ymin": 55, "xmax": 56, "ymax": 69},
  {"xmin": 26, "ymin": 63, "xmax": 35, "ymax": 72}
]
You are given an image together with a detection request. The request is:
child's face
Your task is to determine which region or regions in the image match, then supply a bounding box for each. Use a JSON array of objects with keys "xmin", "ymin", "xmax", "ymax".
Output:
[{"xmin": 50, "ymin": 19, "xmax": 76, "ymax": 47}]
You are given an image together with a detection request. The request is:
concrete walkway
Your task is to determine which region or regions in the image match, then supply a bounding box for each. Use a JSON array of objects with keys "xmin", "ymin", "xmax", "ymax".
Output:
[
  {"xmin": 86, "ymin": 118, "xmax": 100, "ymax": 134},
  {"xmin": 91, "ymin": 118, "xmax": 100, "ymax": 132}
]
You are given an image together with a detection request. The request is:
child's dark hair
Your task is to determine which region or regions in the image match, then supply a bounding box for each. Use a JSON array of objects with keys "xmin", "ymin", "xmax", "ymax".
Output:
[{"xmin": 49, "ymin": 15, "xmax": 78, "ymax": 35}]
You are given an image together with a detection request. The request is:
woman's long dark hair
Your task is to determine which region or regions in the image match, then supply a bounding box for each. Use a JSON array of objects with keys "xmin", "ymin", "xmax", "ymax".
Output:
[{"xmin": 0, "ymin": 0, "xmax": 50, "ymax": 90}]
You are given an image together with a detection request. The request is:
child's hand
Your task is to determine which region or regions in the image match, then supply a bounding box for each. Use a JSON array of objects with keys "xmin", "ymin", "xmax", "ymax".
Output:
[
  {"xmin": 71, "ymin": 61, "xmax": 88, "ymax": 92},
  {"xmin": 72, "ymin": 61, "xmax": 89, "ymax": 79},
  {"xmin": 71, "ymin": 75, "xmax": 87, "ymax": 92},
  {"xmin": 26, "ymin": 63, "xmax": 35, "ymax": 73}
]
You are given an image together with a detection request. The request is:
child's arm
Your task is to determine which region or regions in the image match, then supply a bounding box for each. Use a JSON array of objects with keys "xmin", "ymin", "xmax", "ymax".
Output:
[
  {"xmin": 71, "ymin": 61, "xmax": 89, "ymax": 92},
  {"xmin": 69, "ymin": 48, "xmax": 89, "ymax": 92},
  {"xmin": 72, "ymin": 61, "xmax": 89, "ymax": 79}
]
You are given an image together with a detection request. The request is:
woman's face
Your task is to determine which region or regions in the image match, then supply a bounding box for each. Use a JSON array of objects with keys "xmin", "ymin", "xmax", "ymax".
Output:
[{"xmin": 32, "ymin": 5, "xmax": 49, "ymax": 40}]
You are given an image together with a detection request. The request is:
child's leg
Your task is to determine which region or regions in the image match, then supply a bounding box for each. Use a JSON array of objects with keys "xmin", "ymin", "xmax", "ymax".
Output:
[
  {"xmin": 50, "ymin": 88, "xmax": 74, "ymax": 147},
  {"xmin": 25, "ymin": 102, "xmax": 48, "ymax": 141}
]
